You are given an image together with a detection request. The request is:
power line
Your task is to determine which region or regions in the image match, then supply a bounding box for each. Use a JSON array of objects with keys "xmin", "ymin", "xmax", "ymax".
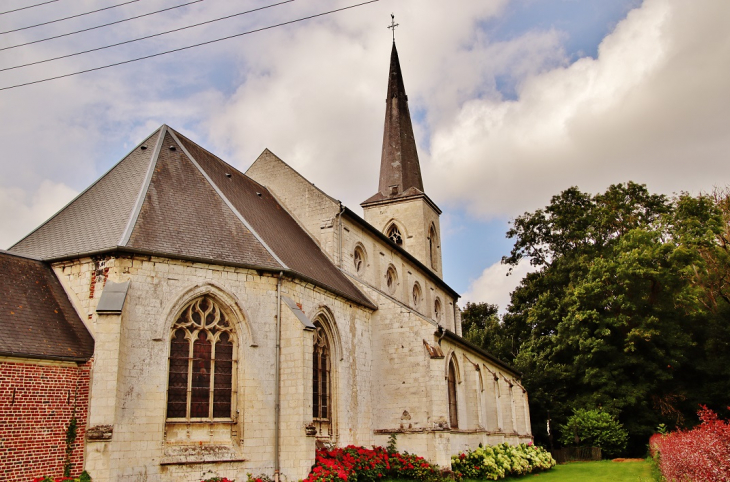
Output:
[
  {"xmin": 1, "ymin": 0, "xmax": 140, "ymax": 35},
  {"xmin": 1, "ymin": 0, "xmax": 202, "ymax": 51},
  {"xmin": 0, "ymin": 0, "xmax": 380, "ymax": 91},
  {"xmin": 0, "ymin": 0, "xmax": 59, "ymax": 15},
  {"xmin": 1, "ymin": 0, "xmax": 293, "ymax": 71}
]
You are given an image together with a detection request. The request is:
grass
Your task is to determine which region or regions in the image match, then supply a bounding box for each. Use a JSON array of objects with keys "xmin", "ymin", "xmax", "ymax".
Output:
[{"xmin": 465, "ymin": 460, "xmax": 654, "ymax": 482}]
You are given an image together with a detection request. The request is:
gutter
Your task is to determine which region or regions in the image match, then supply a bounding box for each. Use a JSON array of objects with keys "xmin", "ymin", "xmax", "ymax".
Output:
[{"xmin": 274, "ymin": 272, "xmax": 283, "ymax": 482}]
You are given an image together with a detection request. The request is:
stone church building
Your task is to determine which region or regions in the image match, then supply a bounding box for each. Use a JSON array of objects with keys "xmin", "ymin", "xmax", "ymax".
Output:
[{"xmin": 1, "ymin": 43, "xmax": 532, "ymax": 482}]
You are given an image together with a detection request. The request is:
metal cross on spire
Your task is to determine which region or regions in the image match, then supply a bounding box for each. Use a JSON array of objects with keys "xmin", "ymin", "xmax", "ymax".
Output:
[{"xmin": 387, "ymin": 14, "xmax": 399, "ymax": 42}]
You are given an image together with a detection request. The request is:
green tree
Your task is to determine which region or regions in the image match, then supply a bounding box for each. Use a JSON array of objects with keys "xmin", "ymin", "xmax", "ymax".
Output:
[
  {"xmin": 461, "ymin": 302, "xmax": 511, "ymax": 361},
  {"xmin": 559, "ymin": 408, "xmax": 628, "ymax": 457},
  {"xmin": 500, "ymin": 182, "xmax": 725, "ymax": 455}
]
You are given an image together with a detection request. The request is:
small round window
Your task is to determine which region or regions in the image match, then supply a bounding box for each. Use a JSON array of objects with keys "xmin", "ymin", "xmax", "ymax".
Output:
[
  {"xmin": 385, "ymin": 266, "xmax": 398, "ymax": 295},
  {"xmin": 434, "ymin": 298, "xmax": 442, "ymax": 322},
  {"xmin": 353, "ymin": 246, "xmax": 366, "ymax": 275},
  {"xmin": 412, "ymin": 283, "xmax": 422, "ymax": 309}
]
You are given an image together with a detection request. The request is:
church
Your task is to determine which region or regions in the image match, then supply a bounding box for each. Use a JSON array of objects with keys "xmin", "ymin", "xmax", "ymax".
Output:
[{"xmin": 0, "ymin": 42, "xmax": 532, "ymax": 482}]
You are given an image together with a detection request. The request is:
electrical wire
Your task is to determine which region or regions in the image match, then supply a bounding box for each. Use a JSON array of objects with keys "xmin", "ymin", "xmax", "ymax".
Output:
[
  {"xmin": 1, "ymin": 0, "xmax": 140, "ymax": 35},
  {"xmin": 1, "ymin": 0, "xmax": 202, "ymax": 51},
  {"xmin": 0, "ymin": 0, "xmax": 380, "ymax": 91},
  {"xmin": 0, "ymin": 0, "xmax": 59, "ymax": 15},
  {"xmin": 1, "ymin": 0, "xmax": 293, "ymax": 71}
]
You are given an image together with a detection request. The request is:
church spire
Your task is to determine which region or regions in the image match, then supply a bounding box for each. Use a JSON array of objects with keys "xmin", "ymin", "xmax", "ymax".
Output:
[{"xmin": 376, "ymin": 41, "xmax": 424, "ymax": 198}]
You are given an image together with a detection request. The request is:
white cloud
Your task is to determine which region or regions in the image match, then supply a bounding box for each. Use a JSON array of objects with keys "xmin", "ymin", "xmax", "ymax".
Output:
[
  {"xmin": 461, "ymin": 260, "xmax": 535, "ymax": 313},
  {"xmin": 427, "ymin": 0, "xmax": 730, "ymax": 219},
  {"xmin": 0, "ymin": 181, "xmax": 78, "ymax": 249}
]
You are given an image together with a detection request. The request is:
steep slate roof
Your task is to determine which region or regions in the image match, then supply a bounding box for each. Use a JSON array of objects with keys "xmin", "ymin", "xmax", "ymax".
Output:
[
  {"xmin": 0, "ymin": 251, "xmax": 94, "ymax": 362},
  {"xmin": 10, "ymin": 126, "xmax": 375, "ymax": 309},
  {"xmin": 363, "ymin": 41, "xmax": 424, "ymax": 205}
]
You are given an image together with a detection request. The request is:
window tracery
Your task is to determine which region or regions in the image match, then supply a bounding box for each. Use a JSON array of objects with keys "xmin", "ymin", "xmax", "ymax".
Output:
[
  {"xmin": 387, "ymin": 224, "xmax": 403, "ymax": 246},
  {"xmin": 353, "ymin": 246, "xmax": 365, "ymax": 275},
  {"xmin": 167, "ymin": 296, "xmax": 235, "ymax": 421},
  {"xmin": 385, "ymin": 266, "xmax": 398, "ymax": 295}
]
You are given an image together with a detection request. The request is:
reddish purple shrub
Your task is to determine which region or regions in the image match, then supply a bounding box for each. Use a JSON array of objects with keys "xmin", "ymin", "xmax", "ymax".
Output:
[{"xmin": 650, "ymin": 406, "xmax": 730, "ymax": 481}]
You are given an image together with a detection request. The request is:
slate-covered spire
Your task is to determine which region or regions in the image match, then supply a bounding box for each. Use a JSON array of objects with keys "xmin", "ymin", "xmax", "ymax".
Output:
[{"xmin": 377, "ymin": 41, "xmax": 424, "ymax": 198}]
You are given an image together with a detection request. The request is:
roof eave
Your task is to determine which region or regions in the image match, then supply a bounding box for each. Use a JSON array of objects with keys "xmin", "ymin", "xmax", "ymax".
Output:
[
  {"xmin": 437, "ymin": 329, "xmax": 521, "ymax": 377},
  {"xmin": 38, "ymin": 246, "xmax": 378, "ymax": 311},
  {"xmin": 0, "ymin": 350, "xmax": 92, "ymax": 364}
]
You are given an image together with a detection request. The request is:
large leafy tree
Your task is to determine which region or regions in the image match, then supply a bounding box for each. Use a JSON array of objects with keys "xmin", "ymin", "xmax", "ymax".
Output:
[{"xmin": 499, "ymin": 182, "xmax": 727, "ymax": 455}]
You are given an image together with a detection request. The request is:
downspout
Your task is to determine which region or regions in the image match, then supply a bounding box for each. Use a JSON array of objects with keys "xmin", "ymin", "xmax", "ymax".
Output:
[
  {"xmin": 274, "ymin": 272, "xmax": 283, "ymax": 482},
  {"xmin": 336, "ymin": 202, "xmax": 345, "ymax": 267}
]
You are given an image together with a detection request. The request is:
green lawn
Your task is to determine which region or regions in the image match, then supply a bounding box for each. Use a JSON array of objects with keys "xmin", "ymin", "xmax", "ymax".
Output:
[{"xmin": 467, "ymin": 460, "xmax": 654, "ymax": 482}]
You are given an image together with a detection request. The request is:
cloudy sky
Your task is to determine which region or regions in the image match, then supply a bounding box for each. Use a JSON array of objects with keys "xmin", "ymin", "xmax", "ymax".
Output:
[{"xmin": 1, "ymin": 0, "xmax": 729, "ymax": 311}]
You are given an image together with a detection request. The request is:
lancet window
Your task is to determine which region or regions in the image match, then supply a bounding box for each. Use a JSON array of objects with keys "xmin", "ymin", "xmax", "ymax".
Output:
[
  {"xmin": 353, "ymin": 246, "xmax": 366, "ymax": 275},
  {"xmin": 312, "ymin": 318, "xmax": 334, "ymax": 440},
  {"xmin": 448, "ymin": 359, "xmax": 459, "ymax": 429},
  {"xmin": 167, "ymin": 296, "xmax": 235, "ymax": 421},
  {"xmin": 429, "ymin": 224, "xmax": 438, "ymax": 269},
  {"xmin": 412, "ymin": 282, "xmax": 422, "ymax": 309},
  {"xmin": 434, "ymin": 298, "xmax": 442, "ymax": 322}
]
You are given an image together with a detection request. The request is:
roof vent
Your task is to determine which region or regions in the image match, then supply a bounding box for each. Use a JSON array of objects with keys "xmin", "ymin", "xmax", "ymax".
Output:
[
  {"xmin": 140, "ymin": 145, "xmax": 147, "ymax": 150},
  {"xmin": 256, "ymin": 192, "xmax": 262, "ymax": 197},
  {"xmin": 225, "ymin": 173, "xmax": 232, "ymax": 178},
  {"xmin": 169, "ymin": 146, "xmax": 176, "ymax": 151}
]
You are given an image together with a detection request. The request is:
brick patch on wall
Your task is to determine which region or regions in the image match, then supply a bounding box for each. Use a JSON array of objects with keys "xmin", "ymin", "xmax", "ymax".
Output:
[{"xmin": 0, "ymin": 359, "xmax": 91, "ymax": 482}]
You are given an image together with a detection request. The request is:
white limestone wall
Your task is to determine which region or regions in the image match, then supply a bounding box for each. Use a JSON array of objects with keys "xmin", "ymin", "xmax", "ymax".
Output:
[
  {"xmin": 340, "ymin": 218, "xmax": 457, "ymax": 333},
  {"xmin": 361, "ymin": 197, "xmax": 443, "ymax": 278},
  {"xmin": 53, "ymin": 254, "xmax": 373, "ymax": 482}
]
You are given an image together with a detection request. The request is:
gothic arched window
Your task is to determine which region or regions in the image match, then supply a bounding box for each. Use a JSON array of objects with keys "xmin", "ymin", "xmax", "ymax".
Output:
[
  {"xmin": 412, "ymin": 282, "xmax": 422, "ymax": 309},
  {"xmin": 387, "ymin": 224, "xmax": 403, "ymax": 246},
  {"xmin": 434, "ymin": 297, "xmax": 442, "ymax": 322},
  {"xmin": 448, "ymin": 358, "xmax": 458, "ymax": 429},
  {"xmin": 353, "ymin": 246, "xmax": 366, "ymax": 276},
  {"xmin": 167, "ymin": 296, "xmax": 235, "ymax": 421},
  {"xmin": 429, "ymin": 224, "xmax": 438, "ymax": 269},
  {"xmin": 313, "ymin": 319, "xmax": 333, "ymax": 437}
]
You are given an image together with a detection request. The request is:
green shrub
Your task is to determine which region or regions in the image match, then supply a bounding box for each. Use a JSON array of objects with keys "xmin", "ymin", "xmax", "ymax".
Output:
[
  {"xmin": 559, "ymin": 408, "xmax": 628, "ymax": 457},
  {"xmin": 451, "ymin": 442, "xmax": 556, "ymax": 480}
]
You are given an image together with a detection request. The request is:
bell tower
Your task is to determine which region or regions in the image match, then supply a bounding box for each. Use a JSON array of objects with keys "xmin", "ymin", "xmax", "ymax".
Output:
[{"xmin": 361, "ymin": 40, "xmax": 443, "ymax": 278}]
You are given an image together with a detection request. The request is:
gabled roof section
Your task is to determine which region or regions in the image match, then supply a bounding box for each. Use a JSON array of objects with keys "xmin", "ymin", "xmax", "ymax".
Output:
[
  {"xmin": 126, "ymin": 129, "xmax": 281, "ymax": 269},
  {"xmin": 364, "ymin": 41, "xmax": 424, "ymax": 205},
  {"xmin": 0, "ymin": 251, "xmax": 94, "ymax": 362},
  {"xmin": 171, "ymin": 130, "xmax": 375, "ymax": 308},
  {"xmin": 9, "ymin": 125, "xmax": 374, "ymax": 309},
  {"xmin": 10, "ymin": 128, "xmax": 163, "ymax": 259}
]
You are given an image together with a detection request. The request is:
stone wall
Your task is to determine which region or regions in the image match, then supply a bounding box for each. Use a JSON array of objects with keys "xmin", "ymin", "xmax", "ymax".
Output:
[{"xmin": 53, "ymin": 254, "xmax": 373, "ymax": 482}]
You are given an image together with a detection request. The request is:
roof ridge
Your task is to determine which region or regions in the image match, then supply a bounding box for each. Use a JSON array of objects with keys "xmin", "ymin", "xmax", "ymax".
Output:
[
  {"xmin": 8, "ymin": 127, "xmax": 163, "ymax": 253},
  {"xmin": 118, "ymin": 125, "xmax": 167, "ymax": 246},
  {"xmin": 167, "ymin": 129, "xmax": 288, "ymax": 270}
]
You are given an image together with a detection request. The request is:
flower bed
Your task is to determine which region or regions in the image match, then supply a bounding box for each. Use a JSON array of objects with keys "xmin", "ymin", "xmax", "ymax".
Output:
[
  {"xmin": 450, "ymin": 443, "xmax": 556, "ymax": 480},
  {"xmin": 304, "ymin": 445, "xmax": 445, "ymax": 482},
  {"xmin": 649, "ymin": 406, "xmax": 730, "ymax": 482}
]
